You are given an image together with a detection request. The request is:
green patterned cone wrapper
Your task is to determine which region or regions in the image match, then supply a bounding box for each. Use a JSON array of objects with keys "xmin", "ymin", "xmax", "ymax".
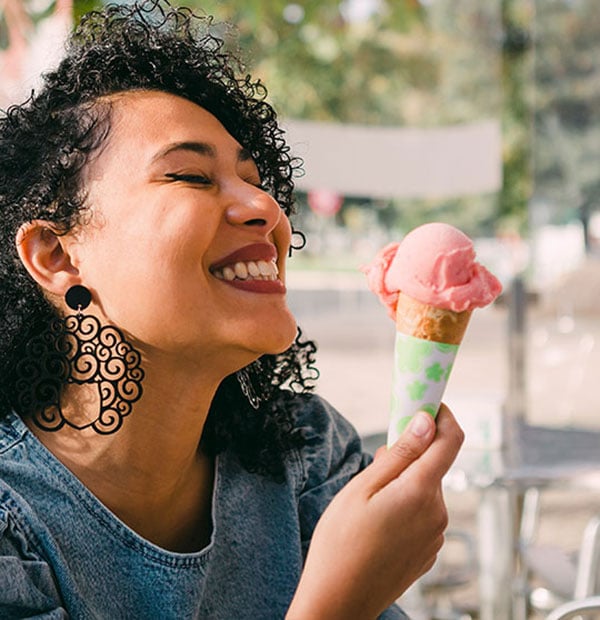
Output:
[{"xmin": 388, "ymin": 332, "xmax": 459, "ymax": 446}]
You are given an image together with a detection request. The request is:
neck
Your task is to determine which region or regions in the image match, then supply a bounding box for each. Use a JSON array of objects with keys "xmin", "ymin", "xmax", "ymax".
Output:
[{"xmin": 26, "ymin": 358, "xmax": 230, "ymax": 552}]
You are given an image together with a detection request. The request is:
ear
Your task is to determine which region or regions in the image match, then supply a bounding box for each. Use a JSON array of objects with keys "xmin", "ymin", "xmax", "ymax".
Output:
[{"xmin": 15, "ymin": 220, "xmax": 80, "ymax": 297}]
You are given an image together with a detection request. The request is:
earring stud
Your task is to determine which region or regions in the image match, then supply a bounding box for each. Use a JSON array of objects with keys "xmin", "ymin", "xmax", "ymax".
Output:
[{"xmin": 65, "ymin": 284, "xmax": 92, "ymax": 311}]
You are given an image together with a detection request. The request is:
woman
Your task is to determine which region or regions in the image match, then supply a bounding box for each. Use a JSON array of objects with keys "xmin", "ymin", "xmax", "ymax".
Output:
[{"xmin": 0, "ymin": 2, "xmax": 464, "ymax": 618}]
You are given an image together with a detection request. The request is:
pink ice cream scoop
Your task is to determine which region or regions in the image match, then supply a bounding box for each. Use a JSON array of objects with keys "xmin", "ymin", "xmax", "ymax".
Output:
[{"xmin": 362, "ymin": 222, "xmax": 502, "ymax": 320}]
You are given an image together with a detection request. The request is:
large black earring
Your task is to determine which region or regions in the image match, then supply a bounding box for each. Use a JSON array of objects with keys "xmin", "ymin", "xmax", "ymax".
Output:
[{"xmin": 15, "ymin": 285, "xmax": 144, "ymax": 434}]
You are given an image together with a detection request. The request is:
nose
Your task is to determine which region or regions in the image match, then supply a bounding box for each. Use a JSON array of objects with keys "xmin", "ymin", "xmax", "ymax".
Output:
[{"xmin": 225, "ymin": 183, "xmax": 283, "ymax": 232}]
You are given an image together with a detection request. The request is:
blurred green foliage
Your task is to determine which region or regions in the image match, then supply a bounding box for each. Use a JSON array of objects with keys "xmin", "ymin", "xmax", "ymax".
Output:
[
  {"xmin": 74, "ymin": 1, "xmax": 104, "ymax": 21},
  {"xmin": 190, "ymin": 0, "xmax": 429, "ymax": 125},
  {"xmin": 531, "ymin": 0, "xmax": 600, "ymax": 236},
  {"xmin": 7, "ymin": 1, "xmax": 600, "ymax": 244},
  {"xmin": 499, "ymin": 0, "xmax": 534, "ymax": 235}
]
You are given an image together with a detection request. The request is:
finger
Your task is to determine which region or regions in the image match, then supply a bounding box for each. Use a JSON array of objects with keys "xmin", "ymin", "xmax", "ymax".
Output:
[
  {"xmin": 361, "ymin": 411, "xmax": 436, "ymax": 495},
  {"xmin": 406, "ymin": 404, "xmax": 464, "ymax": 483},
  {"xmin": 373, "ymin": 446, "xmax": 387, "ymax": 462}
]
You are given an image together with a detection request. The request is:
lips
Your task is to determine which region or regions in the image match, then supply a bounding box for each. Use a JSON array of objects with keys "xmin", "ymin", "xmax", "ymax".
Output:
[{"xmin": 210, "ymin": 243, "xmax": 285, "ymax": 294}]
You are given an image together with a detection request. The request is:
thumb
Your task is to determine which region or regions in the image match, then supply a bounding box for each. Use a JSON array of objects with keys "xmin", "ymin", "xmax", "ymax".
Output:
[{"xmin": 362, "ymin": 411, "xmax": 436, "ymax": 495}]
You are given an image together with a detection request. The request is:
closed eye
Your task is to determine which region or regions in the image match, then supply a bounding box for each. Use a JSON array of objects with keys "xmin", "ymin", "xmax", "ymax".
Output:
[{"xmin": 165, "ymin": 173, "xmax": 212, "ymax": 185}]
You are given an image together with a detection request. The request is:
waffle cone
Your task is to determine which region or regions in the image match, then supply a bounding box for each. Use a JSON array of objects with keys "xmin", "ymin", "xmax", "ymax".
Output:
[{"xmin": 395, "ymin": 292, "xmax": 471, "ymax": 345}]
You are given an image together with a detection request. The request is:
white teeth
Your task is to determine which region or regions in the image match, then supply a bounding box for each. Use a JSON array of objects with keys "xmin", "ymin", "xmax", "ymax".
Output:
[
  {"xmin": 234, "ymin": 262, "xmax": 249, "ymax": 279},
  {"xmin": 222, "ymin": 266, "xmax": 236, "ymax": 281},
  {"xmin": 257, "ymin": 260, "xmax": 271, "ymax": 276},
  {"xmin": 213, "ymin": 259, "xmax": 278, "ymax": 282}
]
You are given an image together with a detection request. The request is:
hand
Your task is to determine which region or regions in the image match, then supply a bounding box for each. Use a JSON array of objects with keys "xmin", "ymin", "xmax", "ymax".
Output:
[{"xmin": 287, "ymin": 404, "xmax": 464, "ymax": 620}]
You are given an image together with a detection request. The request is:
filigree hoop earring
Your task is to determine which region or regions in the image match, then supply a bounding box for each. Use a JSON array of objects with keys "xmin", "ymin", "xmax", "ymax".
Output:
[
  {"xmin": 236, "ymin": 358, "xmax": 274, "ymax": 409},
  {"xmin": 15, "ymin": 285, "xmax": 144, "ymax": 434}
]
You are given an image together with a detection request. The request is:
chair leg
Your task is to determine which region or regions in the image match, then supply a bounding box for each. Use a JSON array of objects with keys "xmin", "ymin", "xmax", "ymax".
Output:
[{"xmin": 574, "ymin": 515, "xmax": 600, "ymax": 599}]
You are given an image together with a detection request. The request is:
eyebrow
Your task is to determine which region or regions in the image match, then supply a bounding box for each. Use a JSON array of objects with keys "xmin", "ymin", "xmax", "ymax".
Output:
[{"xmin": 151, "ymin": 141, "xmax": 253, "ymax": 163}]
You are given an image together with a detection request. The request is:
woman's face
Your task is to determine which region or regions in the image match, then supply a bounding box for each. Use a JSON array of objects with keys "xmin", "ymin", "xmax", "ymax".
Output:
[{"xmin": 69, "ymin": 90, "xmax": 297, "ymax": 373}]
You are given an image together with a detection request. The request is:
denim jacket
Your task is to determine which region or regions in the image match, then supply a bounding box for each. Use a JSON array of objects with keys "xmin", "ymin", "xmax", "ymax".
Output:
[{"xmin": 0, "ymin": 394, "xmax": 408, "ymax": 619}]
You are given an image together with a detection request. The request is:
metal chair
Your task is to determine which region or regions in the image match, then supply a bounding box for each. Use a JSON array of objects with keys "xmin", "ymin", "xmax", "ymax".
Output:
[
  {"xmin": 545, "ymin": 596, "xmax": 600, "ymax": 620},
  {"xmin": 520, "ymin": 487, "xmax": 600, "ymax": 614},
  {"xmin": 526, "ymin": 513, "xmax": 600, "ymax": 609}
]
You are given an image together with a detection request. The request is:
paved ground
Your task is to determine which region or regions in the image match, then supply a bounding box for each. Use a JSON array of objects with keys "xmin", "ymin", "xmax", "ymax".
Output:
[{"xmin": 287, "ymin": 270, "xmax": 600, "ymax": 618}]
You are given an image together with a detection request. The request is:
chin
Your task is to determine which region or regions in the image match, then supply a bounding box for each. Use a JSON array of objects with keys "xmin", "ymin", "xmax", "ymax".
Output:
[{"xmin": 259, "ymin": 315, "xmax": 298, "ymax": 356}]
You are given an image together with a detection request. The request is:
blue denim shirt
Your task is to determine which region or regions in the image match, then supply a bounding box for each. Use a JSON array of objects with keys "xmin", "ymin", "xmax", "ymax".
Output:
[{"xmin": 0, "ymin": 394, "xmax": 408, "ymax": 619}]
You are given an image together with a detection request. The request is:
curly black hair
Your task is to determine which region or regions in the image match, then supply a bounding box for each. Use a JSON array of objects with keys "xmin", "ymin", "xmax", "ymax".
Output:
[{"xmin": 0, "ymin": 0, "xmax": 318, "ymax": 479}]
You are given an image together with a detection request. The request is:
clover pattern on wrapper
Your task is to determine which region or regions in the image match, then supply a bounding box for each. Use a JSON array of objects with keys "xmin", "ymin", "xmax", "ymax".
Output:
[{"xmin": 390, "ymin": 333, "xmax": 458, "ymax": 445}]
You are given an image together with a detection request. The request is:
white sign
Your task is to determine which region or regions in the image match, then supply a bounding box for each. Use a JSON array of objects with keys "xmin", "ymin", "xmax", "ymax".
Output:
[{"xmin": 283, "ymin": 118, "xmax": 502, "ymax": 200}]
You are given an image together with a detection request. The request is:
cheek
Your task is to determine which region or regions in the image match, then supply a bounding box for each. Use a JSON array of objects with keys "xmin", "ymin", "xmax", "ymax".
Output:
[{"xmin": 74, "ymin": 225, "xmax": 161, "ymax": 308}]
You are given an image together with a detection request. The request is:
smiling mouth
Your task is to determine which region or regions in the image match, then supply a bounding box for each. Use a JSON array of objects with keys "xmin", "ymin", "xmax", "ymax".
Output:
[{"xmin": 212, "ymin": 259, "xmax": 279, "ymax": 282}]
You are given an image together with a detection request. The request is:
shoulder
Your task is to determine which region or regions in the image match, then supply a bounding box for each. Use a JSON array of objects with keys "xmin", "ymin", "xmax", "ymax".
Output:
[
  {"xmin": 0, "ymin": 440, "xmax": 48, "ymax": 565},
  {"xmin": 293, "ymin": 392, "xmax": 366, "ymax": 455},
  {"xmin": 0, "ymin": 488, "xmax": 40, "ymax": 557},
  {"xmin": 0, "ymin": 492, "xmax": 65, "ymax": 617},
  {"xmin": 0, "ymin": 412, "xmax": 41, "ymax": 504},
  {"xmin": 0, "ymin": 411, "xmax": 56, "ymax": 562},
  {"xmin": 0, "ymin": 409, "xmax": 29, "ymax": 455},
  {"xmin": 285, "ymin": 393, "xmax": 372, "ymax": 550},
  {"xmin": 0, "ymin": 443, "xmax": 61, "ymax": 604},
  {"xmin": 289, "ymin": 392, "xmax": 372, "ymax": 494}
]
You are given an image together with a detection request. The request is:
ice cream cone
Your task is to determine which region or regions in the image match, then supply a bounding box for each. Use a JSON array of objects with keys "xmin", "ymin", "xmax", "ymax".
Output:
[
  {"xmin": 395, "ymin": 292, "xmax": 471, "ymax": 345},
  {"xmin": 387, "ymin": 293, "xmax": 471, "ymax": 445},
  {"xmin": 361, "ymin": 222, "xmax": 503, "ymax": 446}
]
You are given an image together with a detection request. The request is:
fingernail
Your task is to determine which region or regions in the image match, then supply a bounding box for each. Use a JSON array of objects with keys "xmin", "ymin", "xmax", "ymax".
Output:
[{"xmin": 408, "ymin": 411, "xmax": 431, "ymax": 437}]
